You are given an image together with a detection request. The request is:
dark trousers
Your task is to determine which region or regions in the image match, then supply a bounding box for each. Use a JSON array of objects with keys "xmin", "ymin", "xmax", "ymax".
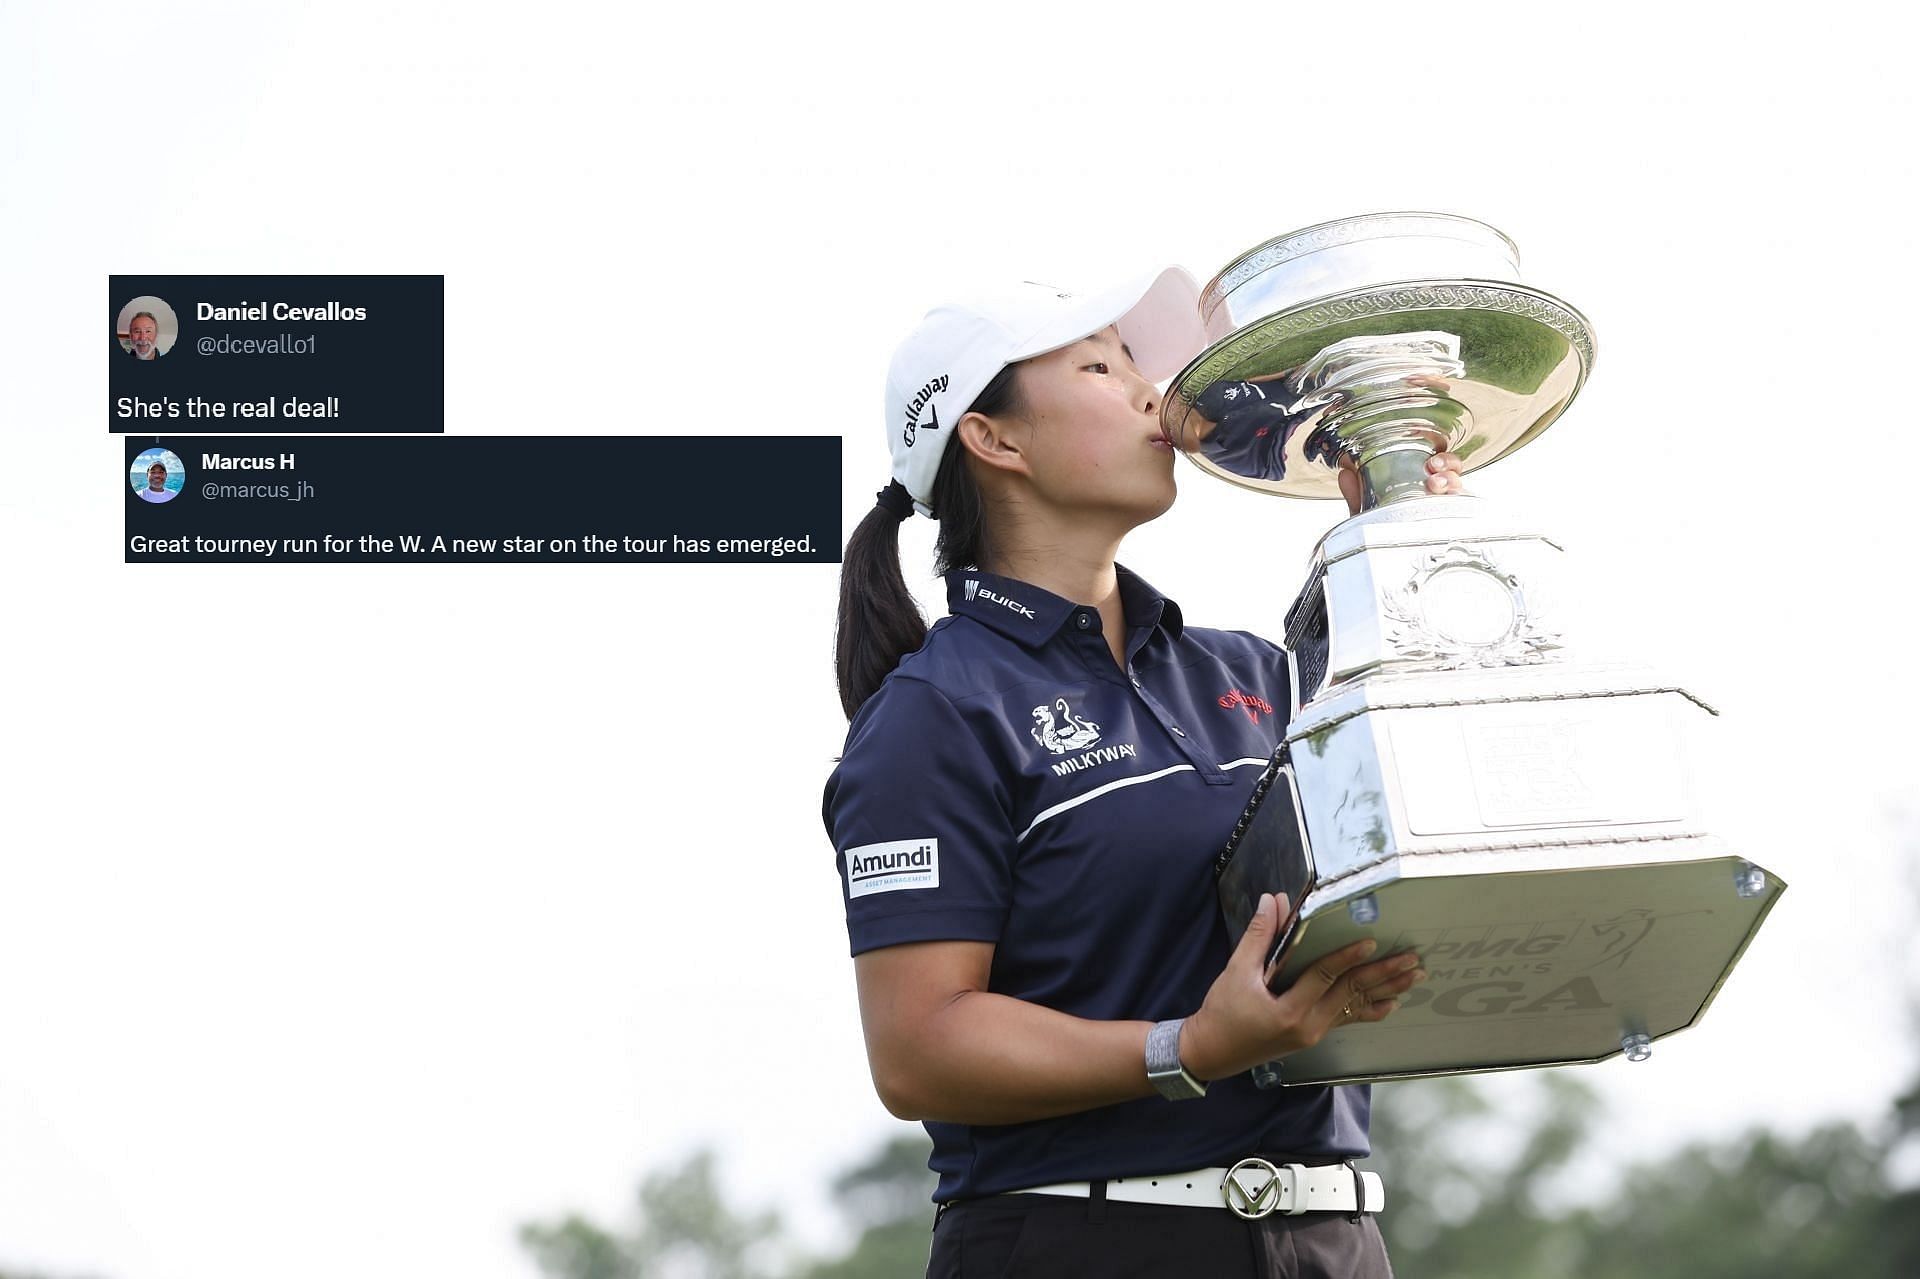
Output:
[{"xmin": 927, "ymin": 1190, "xmax": 1395, "ymax": 1278}]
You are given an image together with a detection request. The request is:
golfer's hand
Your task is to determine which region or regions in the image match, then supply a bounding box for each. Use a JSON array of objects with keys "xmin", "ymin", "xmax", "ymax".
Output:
[
  {"xmin": 1179, "ymin": 892, "xmax": 1427, "ymax": 1081},
  {"xmin": 1338, "ymin": 450, "xmax": 1467, "ymax": 516}
]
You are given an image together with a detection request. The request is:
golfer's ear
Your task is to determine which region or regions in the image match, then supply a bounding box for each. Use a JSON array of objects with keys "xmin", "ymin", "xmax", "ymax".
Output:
[{"xmin": 957, "ymin": 409, "xmax": 1028, "ymax": 481}]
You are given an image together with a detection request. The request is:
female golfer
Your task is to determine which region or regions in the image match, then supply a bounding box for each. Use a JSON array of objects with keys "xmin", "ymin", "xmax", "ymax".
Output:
[{"xmin": 823, "ymin": 268, "xmax": 1458, "ymax": 1278}]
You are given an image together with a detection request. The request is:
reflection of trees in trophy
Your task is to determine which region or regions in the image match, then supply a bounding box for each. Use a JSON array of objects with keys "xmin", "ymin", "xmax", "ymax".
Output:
[{"xmin": 1183, "ymin": 331, "xmax": 1468, "ymax": 506}]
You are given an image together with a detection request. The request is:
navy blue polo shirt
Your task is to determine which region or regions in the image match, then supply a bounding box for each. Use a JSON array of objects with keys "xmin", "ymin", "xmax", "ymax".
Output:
[{"xmin": 821, "ymin": 563, "xmax": 1369, "ymax": 1202}]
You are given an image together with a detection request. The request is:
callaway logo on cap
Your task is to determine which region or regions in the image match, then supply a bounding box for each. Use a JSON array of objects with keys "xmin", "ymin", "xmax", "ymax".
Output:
[{"xmin": 882, "ymin": 268, "xmax": 1218, "ymax": 519}]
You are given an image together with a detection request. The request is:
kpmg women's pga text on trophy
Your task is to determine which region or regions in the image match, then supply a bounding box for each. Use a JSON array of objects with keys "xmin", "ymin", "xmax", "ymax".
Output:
[{"xmin": 1170, "ymin": 213, "xmax": 1784, "ymax": 1086}]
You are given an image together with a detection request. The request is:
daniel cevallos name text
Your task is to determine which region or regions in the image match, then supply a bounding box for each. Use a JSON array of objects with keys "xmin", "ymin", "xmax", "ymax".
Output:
[{"xmin": 196, "ymin": 301, "xmax": 368, "ymax": 321}]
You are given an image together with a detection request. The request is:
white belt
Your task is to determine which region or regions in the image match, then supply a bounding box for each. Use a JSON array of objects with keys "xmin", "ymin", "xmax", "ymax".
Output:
[{"xmin": 1005, "ymin": 1158, "xmax": 1384, "ymax": 1219}]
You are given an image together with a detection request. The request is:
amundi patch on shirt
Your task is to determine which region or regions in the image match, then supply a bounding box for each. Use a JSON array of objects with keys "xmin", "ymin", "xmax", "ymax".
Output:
[{"xmin": 844, "ymin": 837, "xmax": 940, "ymax": 899}]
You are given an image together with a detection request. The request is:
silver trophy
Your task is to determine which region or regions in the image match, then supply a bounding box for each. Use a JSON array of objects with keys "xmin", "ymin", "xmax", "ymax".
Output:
[{"xmin": 1175, "ymin": 213, "xmax": 1784, "ymax": 1086}]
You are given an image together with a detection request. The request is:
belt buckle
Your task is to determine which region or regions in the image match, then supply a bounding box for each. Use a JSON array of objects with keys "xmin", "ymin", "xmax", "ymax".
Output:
[{"xmin": 1221, "ymin": 1157, "xmax": 1296, "ymax": 1219}]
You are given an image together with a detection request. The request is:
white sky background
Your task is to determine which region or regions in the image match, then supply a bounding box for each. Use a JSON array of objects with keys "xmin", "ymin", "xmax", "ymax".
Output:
[{"xmin": 2, "ymin": 2, "xmax": 1917, "ymax": 1276}]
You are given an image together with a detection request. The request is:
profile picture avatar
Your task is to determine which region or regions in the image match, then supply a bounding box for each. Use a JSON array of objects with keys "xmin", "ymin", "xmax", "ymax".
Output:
[
  {"xmin": 117, "ymin": 296, "xmax": 179, "ymax": 359},
  {"xmin": 130, "ymin": 447, "xmax": 185, "ymax": 503}
]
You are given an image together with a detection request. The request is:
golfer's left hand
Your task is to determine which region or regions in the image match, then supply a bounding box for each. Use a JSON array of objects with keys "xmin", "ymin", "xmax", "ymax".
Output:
[{"xmin": 1339, "ymin": 451, "xmax": 1466, "ymax": 516}]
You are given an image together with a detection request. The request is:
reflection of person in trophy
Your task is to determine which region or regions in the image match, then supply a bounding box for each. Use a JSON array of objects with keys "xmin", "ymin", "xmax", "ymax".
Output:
[
  {"xmin": 1186, "ymin": 372, "xmax": 1300, "ymax": 481},
  {"xmin": 824, "ymin": 271, "xmax": 1467, "ymax": 1277},
  {"xmin": 1181, "ymin": 332, "xmax": 1470, "ymax": 505}
]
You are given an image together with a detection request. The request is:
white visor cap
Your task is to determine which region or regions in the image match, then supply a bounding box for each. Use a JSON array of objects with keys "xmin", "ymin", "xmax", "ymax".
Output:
[{"xmin": 884, "ymin": 267, "xmax": 1211, "ymax": 518}]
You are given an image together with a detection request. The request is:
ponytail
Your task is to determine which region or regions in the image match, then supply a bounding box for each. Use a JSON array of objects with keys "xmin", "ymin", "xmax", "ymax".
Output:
[
  {"xmin": 834, "ymin": 501, "xmax": 930, "ymax": 722},
  {"xmin": 833, "ymin": 363, "xmax": 1023, "ymax": 720}
]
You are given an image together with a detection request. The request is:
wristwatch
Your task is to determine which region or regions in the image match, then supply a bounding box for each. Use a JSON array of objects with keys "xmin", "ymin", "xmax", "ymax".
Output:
[{"xmin": 1145, "ymin": 1018, "xmax": 1207, "ymax": 1100}]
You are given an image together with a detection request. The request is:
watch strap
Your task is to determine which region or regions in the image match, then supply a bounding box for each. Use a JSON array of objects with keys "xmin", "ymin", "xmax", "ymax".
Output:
[{"xmin": 1145, "ymin": 1018, "xmax": 1207, "ymax": 1100}]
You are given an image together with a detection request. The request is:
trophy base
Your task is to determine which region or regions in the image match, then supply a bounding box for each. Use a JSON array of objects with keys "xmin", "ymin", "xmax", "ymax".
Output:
[
  {"xmin": 1212, "ymin": 653, "xmax": 1783, "ymax": 1086},
  {"xmin": 1262, "ymin": 842, "xmax": 1783, "ymax": 1085}
]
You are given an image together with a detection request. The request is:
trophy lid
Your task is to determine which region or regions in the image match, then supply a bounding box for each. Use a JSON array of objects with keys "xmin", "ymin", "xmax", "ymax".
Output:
[
  {"xmin": 1164, "ymin": 213, "xmax": 1596, "ymax": 503},
  {"xmin": 1200, "ymin": 212, "xmax": 1523, "ymax": 331}
]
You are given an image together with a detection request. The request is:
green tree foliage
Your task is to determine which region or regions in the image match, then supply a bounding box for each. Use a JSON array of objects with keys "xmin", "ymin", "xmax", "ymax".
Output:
[
  {"xmin": 1366, "ymin": 1071, "xmax": 1603, "ymax": 1275},
  {"xmin": 521, "ymin": 1149, "xmax": 784, "ymax": 1279},
  {"xmin": 518, "ymin": 1135, "xmax": 938, "ymax": 1279},
  {"xmin": 1881, "ymin": 1070, "xmax": 1920, "ymax": 1263},
  {"xmin": 518, "ymin": 1215, "xmax": 636, "ymax": 1279},
  {"xmin": 797, "ymin": 1134, "xmax": 938, "ymax": 1279},
  {"xmin": 1561, "ymin": 1123, "xmax": 1892, "ymax": 1279},
  {"xmin": 522, "ymin": 1074, "xmax": 1919, "ymax": 1279},
  {"xmin": 1367, "ymin": 1069, "xmax": 1917, "ymax": 1279}
]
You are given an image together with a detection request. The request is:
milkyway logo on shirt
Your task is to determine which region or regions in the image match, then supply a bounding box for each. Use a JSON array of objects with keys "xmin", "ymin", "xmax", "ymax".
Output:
[
  {"xmin": 1030, "ymin": 697, "xmax": 1102, "ymax": 754},
  {"xmin": 1030, "ymin": 696, "xmax": 1138, "ymax": 777}
]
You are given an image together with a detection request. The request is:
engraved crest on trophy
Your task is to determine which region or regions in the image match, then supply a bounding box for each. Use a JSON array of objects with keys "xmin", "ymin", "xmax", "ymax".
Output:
[{"xmin": 1172, "ymin": 213, "xmax": 1785, "ymax": 1086}]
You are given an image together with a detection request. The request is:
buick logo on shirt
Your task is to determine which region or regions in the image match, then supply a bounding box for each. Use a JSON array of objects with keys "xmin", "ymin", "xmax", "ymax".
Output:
[{"xmin": 965, "ymin": 579, "xmax": 1037, "ymax": 620}]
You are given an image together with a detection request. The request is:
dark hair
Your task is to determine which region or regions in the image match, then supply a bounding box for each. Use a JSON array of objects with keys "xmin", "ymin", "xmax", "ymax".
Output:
[{"xmin": 833, "ymin": 363, "xmax": 1023, "ymax": 721}]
